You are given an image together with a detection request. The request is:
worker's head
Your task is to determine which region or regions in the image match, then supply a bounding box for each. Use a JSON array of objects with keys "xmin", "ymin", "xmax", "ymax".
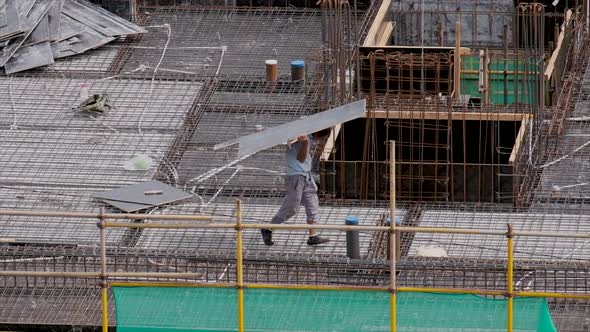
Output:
[{"xmin": 312, "ymin": 128, "xmax": 332, "ymax": 139}]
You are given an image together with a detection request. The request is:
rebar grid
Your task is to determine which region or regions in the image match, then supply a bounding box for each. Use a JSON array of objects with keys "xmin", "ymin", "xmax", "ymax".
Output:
[
  {"xmin": 1, "ymin": 243, "xmax": 590, "ymax": 329},
  {"xmin": 1, "ymin": 244, "xmax": 590, "ymax": 291},
  {"xmin": 518, "ymin": 17, "xmax": 590, "ymax": 206},
  {"xmin": 0, "ymin": 1, "xmax": 589, "ymax": 330},
  {"xmin": 125, "ymin": 7, "xmax": 323, "ymax": 78}
]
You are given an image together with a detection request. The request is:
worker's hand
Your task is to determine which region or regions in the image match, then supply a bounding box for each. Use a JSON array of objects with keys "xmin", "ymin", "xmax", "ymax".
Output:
[{"xmin": 297, "ymin": 134, "xmax": 308, "ymax": 142}]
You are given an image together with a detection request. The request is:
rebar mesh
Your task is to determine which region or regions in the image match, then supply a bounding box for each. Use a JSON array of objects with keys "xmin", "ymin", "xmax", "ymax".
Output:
[{"xmin": 0, "ymin": 1, "xmax": 589, "ymax": 331}]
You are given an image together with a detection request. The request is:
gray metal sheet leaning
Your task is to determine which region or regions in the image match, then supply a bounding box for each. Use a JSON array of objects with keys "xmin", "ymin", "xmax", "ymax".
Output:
[{"xmin": 214, "ymin": 99, "xmax": 366, "ymax": 158}]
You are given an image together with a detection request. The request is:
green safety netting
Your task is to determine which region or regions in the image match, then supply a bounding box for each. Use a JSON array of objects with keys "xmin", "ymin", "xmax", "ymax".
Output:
[
  {"xmin": 461, "ymin": 56, "xmax": 540, "ymax": 105},
  {"xmin": 113, "ymin": 287, "xmax": 556, "ymax": 332}
]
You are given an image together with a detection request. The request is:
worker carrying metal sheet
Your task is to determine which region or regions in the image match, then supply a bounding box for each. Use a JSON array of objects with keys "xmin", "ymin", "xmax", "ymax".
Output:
[{"xmin": 261, "ymin": 128, "xmax": 332, "ymax": 246}]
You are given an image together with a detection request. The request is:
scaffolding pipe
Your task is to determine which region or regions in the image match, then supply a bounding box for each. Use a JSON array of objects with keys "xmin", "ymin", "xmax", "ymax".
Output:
[
  {"xmin": 507, "ymin": 224, "xmax": 514, "ymax": 332},
  {"xmin": 236, "ymin": 199, "xmax": 245, "ymax": 332},
  {"xmin": 104, "ymin": 222, "xmax": 234, "ymax": 229},
  {"xmin": 389, "ymin": 140, "xmax": 397, "ymax": 332},
  {"xmin": 0, "ymin": 209, "xmax": 212, "ymax": 221},
  {"xmin": 107, "ymin": 282, "xmax": 590, "ymax": 299},
  {"xmin": 397, "ymin": 287, "xmax": 505, "ymax": 296},
  {"xmin": 110, "ymin": 281, "xmax": 237, "ymax": 288},
  {"xmin": 3, "ymin": 207, "xmax": 590, "ymax": 239},
  {"xmin": 516, "ymin": 292, "xmax": 590, "ymax": 300},
  {"xmin": 99, "ymin": 207, "xmax": 108, "ymax": 332},
  {"xmin": 246, "ymin": 283, "xmax": 388, "ymax": 292},
  {"xmin": 0, "ymin": 271, "xmax": 101, "ymax": 278},
  {"xmin": 0, "ymin": 271, "xmax": 204, "ymax": 278},
  {"xmin": 110, "ymin": 272, "xmax": 205, "ymax": 278}
]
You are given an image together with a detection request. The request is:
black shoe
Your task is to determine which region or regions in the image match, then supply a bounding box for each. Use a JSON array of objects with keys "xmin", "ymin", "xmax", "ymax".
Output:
[
  {"xmin": 307, "ymin": 236, "xmax": 330, "ymax": 245},
  {"xmin": 261, "ymin": 229, "xmax": 274, "ymax": 246}
]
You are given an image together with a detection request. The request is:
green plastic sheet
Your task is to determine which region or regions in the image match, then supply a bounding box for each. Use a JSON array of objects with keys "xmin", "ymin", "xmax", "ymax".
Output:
[{"xmin": 113, "ymin": 287, "xmax": 556, "ymax": 332}]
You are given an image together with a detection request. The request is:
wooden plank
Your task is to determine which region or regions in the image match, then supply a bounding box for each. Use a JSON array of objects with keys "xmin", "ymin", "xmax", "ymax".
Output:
[
  {"xmin": 363, "ymin": 0, "xmax": 391, "ymax": 46},
  {"xmin": 367, "ymin": 111, "xmax": 527, "ymax": 122},
  {"xmin": 320, "ymin": 124, "xmax": 341, "ymax": 161},
  {"xmin": 452, "ymin": 21, "xmax": 461, "ymax": 99},
  {"xmin": 509, "ymin": 116, "xmax": 529, "ymax": 164},
  {"xmin": 361, "ymin": 45, "xmax": 470, "ymax": 53},
  {"xmin": 545, "ymin": 10, "xmax": 572, "ymax": 80},
  {"xmin": 375, "ymin": 21, "xmax": 394, "ymax": 46}
]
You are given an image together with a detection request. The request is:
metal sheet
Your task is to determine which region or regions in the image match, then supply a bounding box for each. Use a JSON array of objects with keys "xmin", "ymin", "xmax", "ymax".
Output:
[
  {"xmin": 94, "ymin": 180, "xmax": 193, "ymax": 207},
  {"xmin": 214, "ymin": 100, "xmax": 366, "ymax": 158},
  {"xmin": 50, "ymin": 13, "xmax": 114, "ymax": 59},
  {"xmin": 62, "ymin": 0, "xmax": 146, "ymax": 37},
  {"xmin": 97, "ymin": 199, "xmax": 153, "ymax": 213},
  {"xmin": 0, "ymin": 0, "xmax": 22, "ymax": 41},
  {"xmin": 4, "ymin": 41, "xmax": 54, "ymax": 74},
  {"xmin": 17, "ymin": 0, "xmax": 35, "ymax": 17},
  {"xmin": 0, "ymin": 0, "xmax": 53, "ymax": 66},
  {"xmin": 24, "ymin": 14, "xmax": 50, "ymax": 46},
  {"xmin": 47, "ymin": 0, "xmax": 63, "ymax": 41}
]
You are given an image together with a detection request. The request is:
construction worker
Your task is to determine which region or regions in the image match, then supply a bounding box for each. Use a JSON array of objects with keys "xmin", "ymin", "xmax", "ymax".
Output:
[{"xmin": 261, "ymin": 128, "xmax": 332, "ymax": 246}]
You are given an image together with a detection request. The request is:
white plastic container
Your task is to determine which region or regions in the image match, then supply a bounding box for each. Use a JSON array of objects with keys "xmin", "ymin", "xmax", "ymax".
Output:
[{"xmin": 80, "ymin": 83, "xmax": 89, "ymax": 102}]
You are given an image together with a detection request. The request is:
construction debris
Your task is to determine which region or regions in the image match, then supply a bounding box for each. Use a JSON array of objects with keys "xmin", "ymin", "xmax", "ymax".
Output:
[
  {"xmin": 0, "ymin": 0, "xmax": 145, "ymax": 74},
  {"xmin": 76, "ymin": 93, "xmax": 113, "ymax": 114}
]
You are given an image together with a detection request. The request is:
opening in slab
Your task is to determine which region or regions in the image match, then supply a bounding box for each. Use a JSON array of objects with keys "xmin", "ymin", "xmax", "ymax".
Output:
[{"xmin": 321, "ymin": 115, "xmax": 524, "ymax": 203}]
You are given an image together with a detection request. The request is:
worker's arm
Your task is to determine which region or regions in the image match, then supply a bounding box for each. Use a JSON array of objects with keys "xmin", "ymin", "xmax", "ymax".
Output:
[{"xmin": 296, "ymin": 135, "xmax": 309, "ymax": 163}]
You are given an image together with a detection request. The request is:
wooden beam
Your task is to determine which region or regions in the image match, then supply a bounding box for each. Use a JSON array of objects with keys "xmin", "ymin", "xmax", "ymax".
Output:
[
  {"xmin": 545, "ymin": 10, "xmax": 572, "ymax": 80},
  {"xmin": 375, "ymin": 22, "xmax": 394, "ymax": 46},
  {"xmin": 367, "ymin": 111, "xmax": 527, "ymax": 122},
  {"xmin": 361, "ymin": 45, "xmax": 470, "ymax": 53},
  {"xmin": 452, "ymin": 21, "xmax": 461, "ymax": 99},
  {"xmin": 363, "ymin": 0, "xmax": 392, "ymax": 46},
  {"xmin": 320, "ymin": 124, "xmax": 341, "ymax": 161},
  {"xmin": 509, "ymin": 116, "xmax": 530, "ymax": 164}
]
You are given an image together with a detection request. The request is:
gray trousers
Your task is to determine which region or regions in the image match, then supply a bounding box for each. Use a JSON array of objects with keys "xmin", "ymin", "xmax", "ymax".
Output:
[{"xmin": 271, "ymin": 175, "xmax": 319, "ymax": 224}]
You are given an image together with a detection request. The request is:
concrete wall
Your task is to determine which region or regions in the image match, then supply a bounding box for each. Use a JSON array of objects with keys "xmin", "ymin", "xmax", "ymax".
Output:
[
  {"xmin": 89, "ymin": 0, "xmax": 134, "ymax": 19},
  {"xmin": 390, "ymin": 0, "xmax": 514, "ymax": 48}
]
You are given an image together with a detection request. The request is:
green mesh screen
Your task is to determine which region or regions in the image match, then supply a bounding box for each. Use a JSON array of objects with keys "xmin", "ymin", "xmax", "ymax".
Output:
[
  {"xmin": 112, "ymin": 287, "xmax": 556, "ymax": 332},
  {"xmin": 461, "ymin": 56, "xmax": 541, "ymax": 105}
]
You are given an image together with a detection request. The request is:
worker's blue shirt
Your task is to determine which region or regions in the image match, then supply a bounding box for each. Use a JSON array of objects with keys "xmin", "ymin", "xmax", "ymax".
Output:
[{"xmin": 286, "ymin": 135, "xmax": 313, "ymax": 176}]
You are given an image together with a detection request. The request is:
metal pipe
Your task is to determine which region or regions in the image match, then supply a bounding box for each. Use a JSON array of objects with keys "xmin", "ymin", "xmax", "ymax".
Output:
[
  {"xmin": 3, "ymin": 212, "xmax": 590, "ymax": 238},
  {"xmin": 0, "ymin": 209, "xmax": 212, "ymax": 221},
  {"xmin": 397, "ymin": 287, "xmax": 506, "ymax": 296},
  {"xmin": 101, "ymin": 287, "xmax": 108, "ymax": 332},
  {"xmin": 105, "ymin": 222, "xmax": 233, "ymax": 229},
  {"xmin": 109, "ymin": 281, "xmax": 386, "ymax": 292},
  {"xmin": 108, "ymin": 281, "xmax": 590, "ymax": 300},
  {"xmin": 0, "ymin": 271, "xmax": 101, "ymax": 277},
  {"xmin": 99, "ymin": 207, "xmax": 108, "ymax": 332},
  {"xmin": 0, "ymin": 271, "xmax": 205, "ymax": 278},
  {"xmin": 516, "ymin": 291, "xmax": 590, "ymax": 300},
  {"xmin": 110, "ymin": 281, "xmax": 236, "ymax": 288},
  {"xmin": 461, "ymin": 70, "xmax": 541, "ymax": 75},
  {"xmin": 236, "ymin": 199, "xmax": 245, "ymax": 332},
  {"xmin": 110, "ymin": 272, "xmax": 204, "ymax": 278},
  {"xmin": 389, "ymin": 140, "xmax": 397, "ymax": 332},
  {"xmin": 246, "ymin": 283, "xmax": 388, "ymax": 292},
  {"xmin": 507, "ymin": 224, "xmax": 514, "ymax": 332}
]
